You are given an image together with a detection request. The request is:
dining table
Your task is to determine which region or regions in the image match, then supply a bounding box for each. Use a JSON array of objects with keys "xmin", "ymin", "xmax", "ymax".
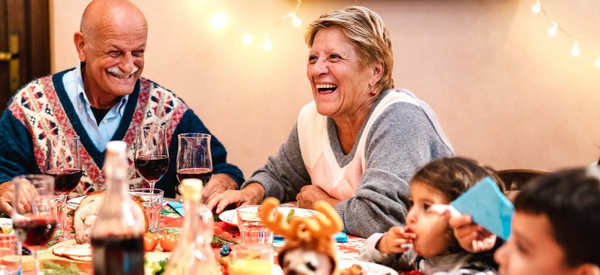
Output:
[{"xmin": 24, "ymin": 200, "xmax": 379, "ymax": 275}]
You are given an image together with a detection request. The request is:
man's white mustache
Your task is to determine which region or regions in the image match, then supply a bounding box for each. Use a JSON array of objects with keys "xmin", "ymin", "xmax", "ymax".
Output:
[{"xmin": 107, "ymin": 66, "xmax": 139, "ymax": 78}]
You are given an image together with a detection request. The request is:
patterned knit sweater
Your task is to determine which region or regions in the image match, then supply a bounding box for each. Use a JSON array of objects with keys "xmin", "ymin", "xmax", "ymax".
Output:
[{"xmin": 0, "ymin": 69, "xmax": 243, "ymax": 198}]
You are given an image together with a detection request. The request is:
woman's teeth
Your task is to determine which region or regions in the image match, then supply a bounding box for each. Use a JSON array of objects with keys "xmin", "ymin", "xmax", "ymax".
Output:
[{"xmin": 316, "ymin": 84, "xmax": 337, "ymax": 93}]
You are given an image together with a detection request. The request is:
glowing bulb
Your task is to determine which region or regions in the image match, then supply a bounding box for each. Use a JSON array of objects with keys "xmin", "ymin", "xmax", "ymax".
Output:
[
  {"xmin": 292, "ymin": 14, "xmax": 302, "ymax": 27},
  {"xmin": 596, "ymin": 57, "xmax": 600, "ymax": 68},
  {"xmin": 532, "ymin": 2, "xmax": 541, "ymax": 13},
  {"xmin": 547, "ymin": 23, "xmax": 558, "ymax": 37},
  {"xmin": 571, "ymin": 43, "xmax": 580, "ymax": 56},
  {"xmin": 211, "ymin": 13, "xmax": 228, "ymax": 30},
  {"xmin": 263, "ymin": 37, "xmax": 272, "ymax": 51},
  {"xmin": 242, "ymin": 33, "xmax": 253, "ymax": 45}
]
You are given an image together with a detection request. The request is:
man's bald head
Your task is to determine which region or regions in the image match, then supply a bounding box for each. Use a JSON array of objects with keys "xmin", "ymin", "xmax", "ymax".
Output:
[{"xmin": 80, "ymin": 0, "xmax": 148, "ymax": 41}]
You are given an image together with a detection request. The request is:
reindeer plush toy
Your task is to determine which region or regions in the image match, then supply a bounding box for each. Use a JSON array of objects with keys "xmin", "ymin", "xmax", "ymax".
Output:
[{"xmin": 259, "ymin": 198, "xmax": 343, "ymax": 275}]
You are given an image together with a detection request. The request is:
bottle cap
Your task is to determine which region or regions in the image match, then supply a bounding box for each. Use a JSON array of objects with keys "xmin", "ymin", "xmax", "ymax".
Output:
[
  {"xmin": 180, "ymin": 179, "xmax": 203, "ymax": 201},
  {"xmin": 106, "ymin": 140, "xmax": 127, "ymax": 152}
]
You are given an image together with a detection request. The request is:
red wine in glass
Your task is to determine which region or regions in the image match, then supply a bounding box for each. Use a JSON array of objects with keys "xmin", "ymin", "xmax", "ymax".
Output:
[
  {"xmin": 134, "ymin": 155, "xmax": 169, "ymax": 182},
  {"xmin": 46, "ymin": 168, "xmax": 83, "ymax": 193},
  {"xmin": 92, "ymin": 234, "xmax": 144, "ymax": 275},
  {"xmin": 176, "ymin": 167, "xmax": 212, "ymax": 186},
  {"xmin": 13, "ymin": 216, "xmax": 58, "ymax": 247}
]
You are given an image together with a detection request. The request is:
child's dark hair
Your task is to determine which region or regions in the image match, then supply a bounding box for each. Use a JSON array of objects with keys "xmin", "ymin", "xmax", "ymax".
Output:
[
  {"xmin": 411, "ymin": 157, "xmax": 505, "ymax": 202},
  {"xmin": 515, "ymin": 167, "xmax": 600, "ymax": 267}
]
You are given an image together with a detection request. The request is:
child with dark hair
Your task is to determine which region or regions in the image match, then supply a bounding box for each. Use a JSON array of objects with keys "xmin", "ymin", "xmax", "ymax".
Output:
[
  {"xmin": 494, "ymin": 167, "xmax": 600, "ymax": 275},
  {"xmin": 359, "ymin": 157, "xmax": 503, "ymax": 274}
]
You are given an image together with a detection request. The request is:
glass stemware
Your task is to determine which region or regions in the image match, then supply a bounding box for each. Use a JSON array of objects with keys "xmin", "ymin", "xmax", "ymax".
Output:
[
  {"xmin": 134, "ymin": 125, "xmax": 169, "ymax": 192},
  {"xmin": 176, "ymin": 133, "xmax": 213, "ymax": 186},
  {"xmin": 45, "ymin": 135, "xmax": 82, "ymax": 241},
  {"xmin": 11, "ymin": 174, "xmax": 58, "ymax": 275}
]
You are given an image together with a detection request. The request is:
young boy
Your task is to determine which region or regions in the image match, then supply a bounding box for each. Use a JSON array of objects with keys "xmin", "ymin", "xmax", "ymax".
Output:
[{"xmin": 494, "ymin": 167, "xmax": 600, "ymax": 275}]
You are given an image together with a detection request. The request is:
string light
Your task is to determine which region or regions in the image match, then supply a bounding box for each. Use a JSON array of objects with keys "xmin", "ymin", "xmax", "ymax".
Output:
[
  {"xmin": 242, "ymin": 33, "xmax": 254, "ymax": 45},
  {"xmin": 547, "ymin": 22, "xmax": 558, "ymax": 37},
  {"xmin": 531, "ymin": 1, "xmax": 541, "ymax": 14},
  {"xmin": 262, "ymin": 37, "xmax": 272, "ymax": 51},
  {"xmin": 209, "ymin": 0, "xmax": 302, "ymax": 51},
  {"xmin": 531, "ymin": 0, "xmax": 600, "ymax": 67},
  {"xmin": 292, "ymin": 13, "xmax": 302, "ymax": 27},
  {"xmin": 211, "ymin": 13, "xmax": 228, "ymax": 30},
  {"xmin": 571, "ymin": 42, "xmax": 580, "ymax": 57}
]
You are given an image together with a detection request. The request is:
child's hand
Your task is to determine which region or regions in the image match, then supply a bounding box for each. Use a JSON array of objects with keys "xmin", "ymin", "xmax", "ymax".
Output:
[
  {"xmin": 376, "ymin": 226, "xmax": 415, "ymax": 254},
  {"xmin": 449, "ymin": 214, "xmax": 497, "ymax": 253}
]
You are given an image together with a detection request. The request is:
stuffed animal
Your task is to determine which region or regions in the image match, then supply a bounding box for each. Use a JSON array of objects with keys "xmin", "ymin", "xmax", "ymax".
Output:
[{"xmin": 259, "ymin": 198, "xmax": 343, "ymax": 275}]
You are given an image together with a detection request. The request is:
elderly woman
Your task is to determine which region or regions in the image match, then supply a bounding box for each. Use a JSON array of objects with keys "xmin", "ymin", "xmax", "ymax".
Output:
[{"xmin": 208, "ymin": 6, "xmax": 454, "ymax": 238}]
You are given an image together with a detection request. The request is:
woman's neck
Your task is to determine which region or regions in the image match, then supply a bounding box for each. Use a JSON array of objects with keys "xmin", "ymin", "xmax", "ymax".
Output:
[{"xmin": 333, "ymin": 106, "xmax": 371, "ymax": 154}]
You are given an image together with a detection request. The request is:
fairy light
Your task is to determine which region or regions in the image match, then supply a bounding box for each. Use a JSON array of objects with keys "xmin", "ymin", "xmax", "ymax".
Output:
[
  {"xmin": 531, "ymin": 1, "xmax": 541, "ymax": 14},
  {"xmin": 262, "ymin": 37, "xmax": 272, "ymax": 51},
  {"xmin": 532, "ymin": 0, "xmax": 599, "ymax": 67},
  {"xmin": 292, "ymin": 13, "xmax": 302, "ymax": 27},
  {"xmin": 208, "ymin": 0, "xmax": 302, "ymax": 51},
  {"xmin": 242, "ymin": 33, "xmax": 254, "ymax": 45},
  {"xmin": 211, "ymin": 13, "xmax": 228, "ymax": 29},
  {"xmin": 547, "ymin": 22, "xmax": 558, "ymax": 37},
  {"xmin": 571, "ymin": 42, "xmax": 580, "ymax": 56}
]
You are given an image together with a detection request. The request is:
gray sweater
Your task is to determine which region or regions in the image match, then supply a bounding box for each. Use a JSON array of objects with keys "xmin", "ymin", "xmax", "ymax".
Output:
[{"xmin": 242, "ymin": 89, "xmax": 454, "ymax": 237}]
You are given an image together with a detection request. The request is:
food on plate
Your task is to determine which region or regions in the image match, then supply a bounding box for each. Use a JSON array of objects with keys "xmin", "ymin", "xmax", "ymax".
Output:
[
  {"xmin": 339, "ymin": 264, "xmax": 365, "ymax": 275},
  {"xmin": 52, "ymin": 243, "xmax": 92, "ymax": 262},
  {"xmin": 73, "ymin": 191, "xmax": 148, "ymax": 244},
  {"xmin": 259, "ymin": 198, "xmax": 343, "ymax": 275}
]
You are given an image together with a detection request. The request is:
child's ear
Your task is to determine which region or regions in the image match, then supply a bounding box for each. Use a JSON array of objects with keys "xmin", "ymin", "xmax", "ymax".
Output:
[{"xmin": 575, "ymin": 263, "xmax": 600, "ymax": 275}]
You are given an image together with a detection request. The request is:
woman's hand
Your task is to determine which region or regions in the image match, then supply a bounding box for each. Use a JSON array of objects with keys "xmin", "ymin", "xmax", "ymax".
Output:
[
  {"xmin": 205, "ymin": 182, "xmax": 265, "ymax": 214},
  {"xmin": 377, "ymin": 226, "xmax": 415, "ymax": 254},
  {"xmin": 296, "ymin": 185, "xmax": 339, "ymax": 209},
  {"xmin": 449, "ymin": 214, "xmax": 497, "ymax": 253}
]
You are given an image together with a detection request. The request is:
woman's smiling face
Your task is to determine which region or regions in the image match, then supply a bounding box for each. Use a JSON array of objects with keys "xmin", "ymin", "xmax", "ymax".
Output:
[{"xmin": 306, "ymin": 27, "xmax": 379, "ymax": 120}]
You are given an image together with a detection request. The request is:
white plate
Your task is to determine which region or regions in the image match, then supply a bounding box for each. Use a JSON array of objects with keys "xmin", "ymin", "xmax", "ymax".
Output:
[
  {"xmin": 219, "ymin": 206, "xmax": 315, "ymax": 227},
  {"xmin": 66, "ymin": 196, "xmax": 84, "ymax": 210},
  {"xmin": 0, "ymin": 217, "xmax": 12, "ymax": 227},
  {"xmin": 338, "ymin": 260, "xmax": 399, "ymax": 275}
]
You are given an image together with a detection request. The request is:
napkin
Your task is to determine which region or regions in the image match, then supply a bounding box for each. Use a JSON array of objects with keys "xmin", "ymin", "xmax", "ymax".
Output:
[
  {"xmin": 450, "ymin": 176, "xmax": 514, "ymax": 240},
  {"xmin": 167, "ymin": 201, "xmax": 185, "ymax": 217},
  {"xmin": 274, "ymin": 231, "xmax": 348, "ymax": 243}
]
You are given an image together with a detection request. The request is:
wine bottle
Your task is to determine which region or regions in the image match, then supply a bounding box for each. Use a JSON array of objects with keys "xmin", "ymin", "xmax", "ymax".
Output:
[{"xmin": 91, "ymin": 141, "xmax": 146, "ymax": 275}]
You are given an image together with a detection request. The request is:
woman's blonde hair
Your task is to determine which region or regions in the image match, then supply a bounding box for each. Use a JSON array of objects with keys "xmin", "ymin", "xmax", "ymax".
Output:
[{"xmin": 305, "ymin": 6, "xmax": 395, "ymax": 92}]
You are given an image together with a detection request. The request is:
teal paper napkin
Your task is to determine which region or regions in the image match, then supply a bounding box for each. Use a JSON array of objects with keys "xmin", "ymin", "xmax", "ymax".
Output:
[
  {"xmin": 450, "ymin": 176, "xmax": 514, "ymax": 240},
  {"xmin": 274, "ymin": 231, "xmax": 348, "ymax": 243},
  {"xmin": 168, "ymin": 201, "xmax": 185, "ymax": 217}
]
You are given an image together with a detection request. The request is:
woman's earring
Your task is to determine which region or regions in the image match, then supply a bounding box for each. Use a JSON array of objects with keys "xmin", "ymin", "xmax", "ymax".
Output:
[{"xmin": 370, "ymin": 90, "xmax": 377, "ymax": 96}]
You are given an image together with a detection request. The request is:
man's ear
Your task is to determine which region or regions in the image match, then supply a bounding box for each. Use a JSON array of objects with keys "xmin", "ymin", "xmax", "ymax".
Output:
[
  {"xmin": 576, "ymin": 263, "xmax": 600, "ymax": 275},
  {"xmin": 73, "ymin": 32, "xmax": 87, "ymax": 62}
]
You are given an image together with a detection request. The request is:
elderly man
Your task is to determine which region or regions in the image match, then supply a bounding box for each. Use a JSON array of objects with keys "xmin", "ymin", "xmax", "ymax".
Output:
[{"xmin": 0, "ymin": 0, "xmax": 243, "ymax": 215}]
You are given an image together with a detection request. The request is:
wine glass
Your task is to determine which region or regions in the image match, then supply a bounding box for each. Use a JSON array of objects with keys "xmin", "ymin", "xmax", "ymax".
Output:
[
  {"xmin": 134, "ymin": 125, "xmax": 169, "ymax": 191},
  {"xmin": 11, "ymin": 174, "xmax": 58, "ymax": 275},
  {"xmin": 176, "ymin": 133, "xmax": 213, "ymax": 186},
  {"xmin": 45, "ymin": 135, "xmax": 82, "ymax": 241}
]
